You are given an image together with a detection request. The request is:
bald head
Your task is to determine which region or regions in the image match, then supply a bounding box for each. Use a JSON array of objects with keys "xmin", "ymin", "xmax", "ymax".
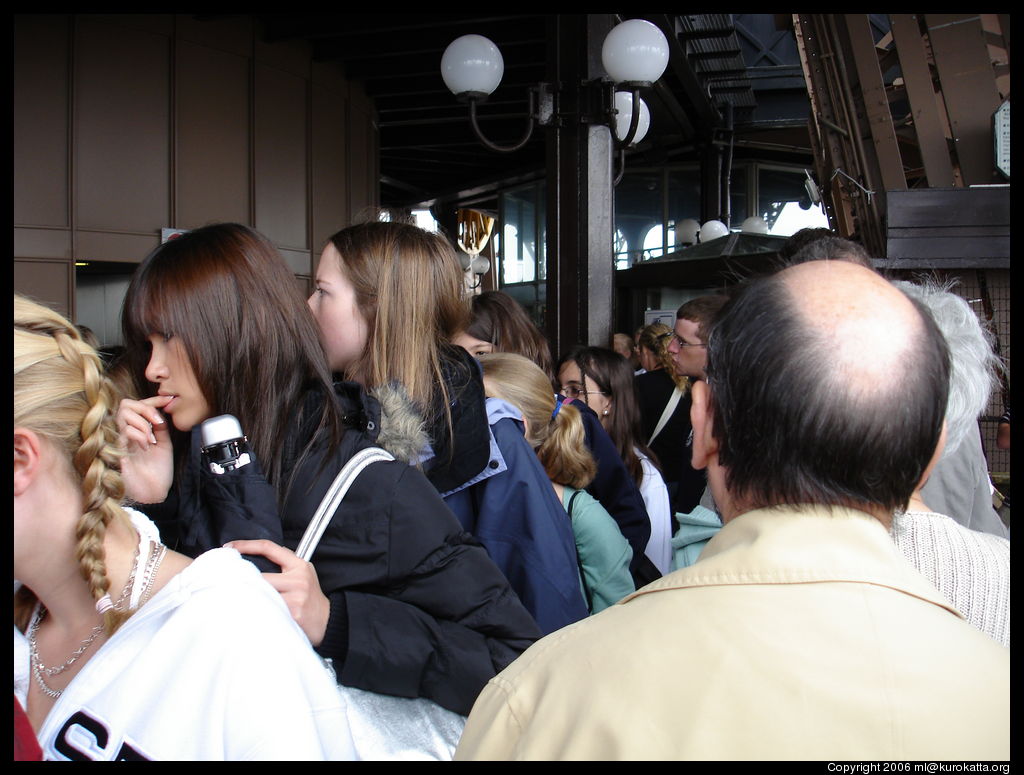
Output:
[
  {"xmin": 783, "ymin": 261, "xmax": 925, "ymax": 397},
  {"xmin": 704, "ymin": 261, "xmax": 949, "ymax": 516}
]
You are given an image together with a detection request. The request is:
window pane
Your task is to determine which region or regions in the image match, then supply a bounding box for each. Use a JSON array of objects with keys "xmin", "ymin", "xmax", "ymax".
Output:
[
  {"xmin": 728, "ymin": 166, "xmax": 748, "ymax": 226},
  {"xmin": 615, "ymin": 169, "xmax": 663, "ymax": 267},
  {"xmin": 758, "ymin": 167, "xmax": 829, "ymax": 236},
  {"xmin": 500, "ymin": 185, "xmax": 539, "ymax": 284},
  {"xmin": 667, "ymin": 168, "xmax": 701, "ymax": 250}
]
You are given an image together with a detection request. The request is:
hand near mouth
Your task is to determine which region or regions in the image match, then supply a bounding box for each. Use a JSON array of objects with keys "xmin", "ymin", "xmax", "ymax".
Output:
[{"xmin": 116, "ymin": 394, "xmax": 175, "ymax": 504}]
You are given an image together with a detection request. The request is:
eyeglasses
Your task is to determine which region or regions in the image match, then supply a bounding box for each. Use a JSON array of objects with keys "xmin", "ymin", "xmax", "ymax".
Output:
[
  {"xmin": 666, "ymin": 332, "xmax": 706, "ymax": 349},
  {"xmin": 559, "ymin": 384, "xmax": 610, "ymax": 400}
]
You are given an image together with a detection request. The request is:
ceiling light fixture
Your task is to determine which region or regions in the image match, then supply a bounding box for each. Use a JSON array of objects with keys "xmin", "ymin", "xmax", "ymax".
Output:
[{"xmin": 442, "ymin": 19, "xmax": 669, "ymax": 181}]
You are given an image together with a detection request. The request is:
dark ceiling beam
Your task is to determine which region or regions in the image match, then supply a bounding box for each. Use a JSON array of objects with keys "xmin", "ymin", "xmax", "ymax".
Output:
[
  {"xmin": 647, "ymin": 14, "xmax": 721, "ymax": 132},
  {"xmin": 259, "ymin": 13, "xmax": 544, "ymax": 43},
  {"xmin": 377, "ymin": 96, "xmax": 528, "ymax": 118},
  {"xmin": 352, "ymin": 60, "xmax": 545, "ymax": 87},
  {"xmin": 309, "ymin": 29, "xmax": 546, "ymax": 62}
]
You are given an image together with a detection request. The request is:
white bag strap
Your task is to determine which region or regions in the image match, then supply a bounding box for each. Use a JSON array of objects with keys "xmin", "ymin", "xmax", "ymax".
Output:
[
  {"xmin": 648, "ymin": 386, "xmax": 683, "ymax": 446},
  {"xmin": 296, "ymin": 446, "xmax": 395, "ymax": 562}
]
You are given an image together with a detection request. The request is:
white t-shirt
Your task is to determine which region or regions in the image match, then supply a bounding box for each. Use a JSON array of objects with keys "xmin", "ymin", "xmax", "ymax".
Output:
[
  {"xmin": 636, "ymin": 450, "xmax": 673, "ymax": 575},
  {"xmin": 14, "ymin": 511, "xmax": 356, "ymax": 761}
]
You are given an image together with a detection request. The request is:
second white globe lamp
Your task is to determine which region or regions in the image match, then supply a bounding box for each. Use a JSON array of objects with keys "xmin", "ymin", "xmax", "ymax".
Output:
[
  {"xmin": 740, "ymin": 216, "xmax": 769, "ymax": 234},
  {"xmin": 699, "ymin": 220, "xmax": 730, "ymax": 243},
  {"xmin": 613, "ymin": 92, "xmax": 651, "ymax": 144}
]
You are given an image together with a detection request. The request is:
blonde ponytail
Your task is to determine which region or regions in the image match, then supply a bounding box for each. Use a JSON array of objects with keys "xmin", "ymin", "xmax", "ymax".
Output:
[{"xmin": 478, "ymin": 352, "xmax": 597, "ymax": 489}]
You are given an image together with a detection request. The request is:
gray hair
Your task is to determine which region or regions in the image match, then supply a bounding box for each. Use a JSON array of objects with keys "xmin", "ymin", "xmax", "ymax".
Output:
[{"xmin": 893, "ymin": 279, "xmax": 1002, "ymax": 456}]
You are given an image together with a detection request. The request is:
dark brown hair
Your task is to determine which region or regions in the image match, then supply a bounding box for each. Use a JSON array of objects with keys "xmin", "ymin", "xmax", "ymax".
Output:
[
  {"xmin": 557, "ymin": 346, "xmax": 657, "ymax": 486},
  {"xmin": 121, "ymin": 223, "xmax": 342, "ymax": 493},
  {"xmin": 465, "ymin": 291, "xmax": 554, "ymax": 382},
  {"xmin": 676, "ymin": 295, "xmax": 729, "ymax": 344}
]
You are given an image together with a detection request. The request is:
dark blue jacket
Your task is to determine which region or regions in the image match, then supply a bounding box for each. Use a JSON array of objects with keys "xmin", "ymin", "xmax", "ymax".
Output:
[{"xmin": 445, "ymin": 398, "xmax": 590, "ymax": 635}]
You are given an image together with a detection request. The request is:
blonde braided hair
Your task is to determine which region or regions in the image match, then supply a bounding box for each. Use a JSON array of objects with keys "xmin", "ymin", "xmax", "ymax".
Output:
[{"xmin": 14, "ymin": 295, "xmax": 133, "ymax": 635}]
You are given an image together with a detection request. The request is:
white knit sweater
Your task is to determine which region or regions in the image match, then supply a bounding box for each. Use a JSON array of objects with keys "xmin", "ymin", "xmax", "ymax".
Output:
[{"xmin": 891, "ymin": 510, "xmax": 1010, "ymax": 647}]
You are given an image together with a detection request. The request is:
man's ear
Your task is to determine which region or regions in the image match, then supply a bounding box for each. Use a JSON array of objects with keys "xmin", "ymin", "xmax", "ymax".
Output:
[
  {"xmin": 14, "ymin": 428, "xmax": 43, "ymax": 497},
  {"xmin": 689, "ymin": 380, "xmax": 718, "ymax": 470}
]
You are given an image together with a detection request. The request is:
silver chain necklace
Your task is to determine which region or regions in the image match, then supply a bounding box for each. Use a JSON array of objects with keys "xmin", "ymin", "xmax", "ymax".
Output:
[{"xmin": 28, "ymin": 538, "xmax": 153, "ymax": 700}]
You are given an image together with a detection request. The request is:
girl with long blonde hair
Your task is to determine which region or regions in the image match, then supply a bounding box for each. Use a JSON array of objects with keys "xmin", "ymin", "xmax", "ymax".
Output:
[
  {"xmin": 311, "ymin": 220, "xmax": 487, "ymax": 492},
  {"xmin": 14, "ymin": 294, "xmax": 354, "ymax": 760}
]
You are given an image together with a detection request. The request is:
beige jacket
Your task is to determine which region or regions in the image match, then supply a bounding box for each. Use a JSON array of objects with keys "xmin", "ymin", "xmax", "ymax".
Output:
[{"xmin": 455, "ymin": 506, "xmax": 1010, "ymax": 761}]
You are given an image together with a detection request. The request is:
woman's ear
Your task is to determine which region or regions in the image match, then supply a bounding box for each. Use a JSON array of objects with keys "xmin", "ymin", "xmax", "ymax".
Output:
[
  {"xmin": 13, "ymin": 428, "xmax": 43, "ymax": 497},
  {"xmin": 689, "ymin": 380, "xmax": 718, "ymax": 470}
]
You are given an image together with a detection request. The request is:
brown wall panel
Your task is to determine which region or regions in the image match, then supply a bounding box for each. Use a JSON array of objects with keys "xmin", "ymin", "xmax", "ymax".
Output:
[
  {"xmin": 87, "ymin": 14, "xmax": 173, "ymax": 36},
  {"xmin": 254, "ymin": 30, "xmax": 311, "ymax": 79},
  {"xmin": 14, "ymin": 228, "xmax": 73, "ymax": 260},
  {"xmin": 311, "ymin": 81, "xmax": 348, "ymax": 253},
  {"xmin": 14, "ymin": 15, "xmax": 70, "ymax": 228},
  {"xmin": 294, "ymin": 274, "xmax": 312, "ymax": 300},
  {"xmin": 75, "ymin": 231, "xmax": 162, "ymax": 264},
  {"xmin": 254, "ymin": 64, "xmax": 309, "ymax": 251},
  {"xmin": 175, "ymin": 13, "xmax": 253, "ymax": 57},
  {"xmin": 176, "ymin": 41, "xmax": 251, "ymax": 228},
  {"xmin": 13, "ymin": 13, "xmax": 376, "ymax": 308},
  {"xmin": 74, "ymin": 18, "xmax": 171, "ymax": 234},
  {"xmin": 14, "ymin": 259, "xmax": 75, "ymax": 319},
  {"xmin": 279, "ymin": 247, "xmax": 314, "ymax": 278}
]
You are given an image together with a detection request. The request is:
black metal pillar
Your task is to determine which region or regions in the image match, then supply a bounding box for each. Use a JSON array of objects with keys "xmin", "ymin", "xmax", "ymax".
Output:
[{"xmin": 545, "ymin": 14, "xmax": 617, "ymax": 359}]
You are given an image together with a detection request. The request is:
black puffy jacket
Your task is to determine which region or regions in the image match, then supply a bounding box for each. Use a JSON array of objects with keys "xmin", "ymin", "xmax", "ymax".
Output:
[{"xmin": 161, "ymin": 382, "xmax": 541, "ymax": 716}]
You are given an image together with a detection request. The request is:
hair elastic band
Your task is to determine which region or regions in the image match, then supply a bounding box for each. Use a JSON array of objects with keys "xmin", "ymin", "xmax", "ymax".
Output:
[
  {"xmin": 551, "ymin": 394, "xmax": 565, "ymax": 420},
  {"xmin": 95, "ymin": 594, "xmax": 114, "ymax": 615}
]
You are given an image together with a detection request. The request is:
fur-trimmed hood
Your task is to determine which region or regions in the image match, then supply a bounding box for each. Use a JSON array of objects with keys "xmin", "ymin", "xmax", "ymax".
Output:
[
  {"xmin": 366, "ymin": 347, "xmax": 492, "ymax": 495},
  {"xmin": 370, "ymin": 382, "xmax": 431, "ymax": 465}
]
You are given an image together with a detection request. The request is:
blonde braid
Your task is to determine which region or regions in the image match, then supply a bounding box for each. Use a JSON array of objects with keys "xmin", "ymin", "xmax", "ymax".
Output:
[{"xmin": 14, "ymin": 295, "xmax": 133, "ymax": 634}]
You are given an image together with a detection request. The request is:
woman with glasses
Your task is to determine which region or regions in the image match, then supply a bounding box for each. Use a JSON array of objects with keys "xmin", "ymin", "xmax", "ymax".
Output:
[{"xmin": 557, "ymin": 346, "xmax": 673, "ymax": 577}]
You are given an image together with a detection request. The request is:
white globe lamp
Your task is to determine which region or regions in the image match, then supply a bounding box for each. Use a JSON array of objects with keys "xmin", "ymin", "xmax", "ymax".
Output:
[
  {"xmin": 441, "ymin": 35, "xmax": 505, "ymax": 98},
  {"xmin": 602, "ymin": 19, "xmax": 670, "ymax": 86},
  {"xmin": 740, "ymin": 216, "xmax": 769, "ymax": 235},
  {"xmin": 699, "ymin": 220, "xmax": 730, "ymax": 243},
  {"xmin": 675, "ymin": 218, "xmax": 700, "ymax": 247},
  {"xmin": 613, "ymin": 92, "xmax": 651, "ymax": 144}
]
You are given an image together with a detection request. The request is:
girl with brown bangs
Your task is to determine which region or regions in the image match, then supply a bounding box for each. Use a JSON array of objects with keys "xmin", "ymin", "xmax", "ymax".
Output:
[
  {"xmin": 452, "ymin": 290, "xmax": 555, "ymax": 380},
  {"xmin": 116, "ymin": 223, "xmax": 540, "ymax": 734}
]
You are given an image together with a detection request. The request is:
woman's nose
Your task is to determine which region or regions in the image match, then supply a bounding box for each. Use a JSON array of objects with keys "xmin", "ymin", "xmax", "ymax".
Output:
[{"xmin": 145, "ymin": 351, "xmax": 166, "ymax": 383}]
